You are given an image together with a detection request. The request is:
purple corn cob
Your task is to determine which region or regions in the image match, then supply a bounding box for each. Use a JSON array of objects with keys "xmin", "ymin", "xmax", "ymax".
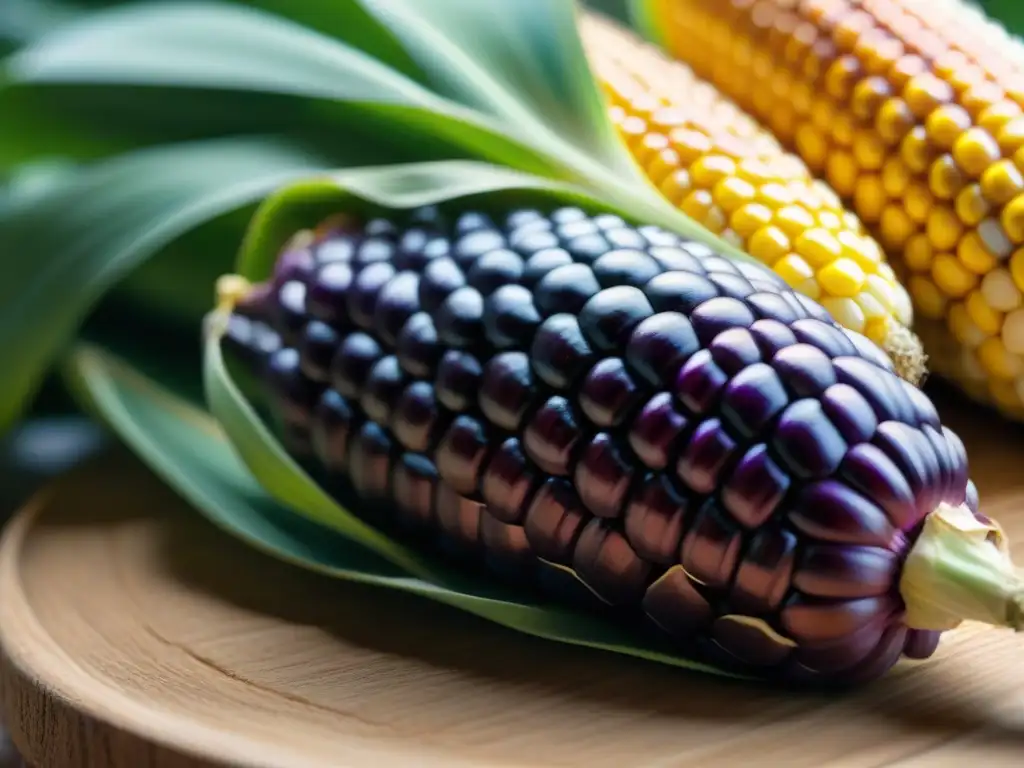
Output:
[{"xmin": 219, "ymin": 203, "xmax": 1022, "ymax": 686}]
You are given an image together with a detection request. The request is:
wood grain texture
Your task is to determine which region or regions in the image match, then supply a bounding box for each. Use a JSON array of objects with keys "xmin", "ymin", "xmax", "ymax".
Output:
[{"xmin": 3, "ymin": 390, "xmax": 1024, "ymax": 767}]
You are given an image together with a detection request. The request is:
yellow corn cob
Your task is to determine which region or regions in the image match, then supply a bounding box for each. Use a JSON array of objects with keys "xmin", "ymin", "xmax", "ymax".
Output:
[
  {"xmin": 643, "ymin": 0, "xmax": 1024, "ymax": 420},
  {"xmin": 579, "ymin": 13, "xmax": 924, "ymax": 385}
]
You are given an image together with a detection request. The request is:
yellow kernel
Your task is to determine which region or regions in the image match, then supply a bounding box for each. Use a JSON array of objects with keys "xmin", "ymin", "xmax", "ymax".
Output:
[
  {"xmin": 904, "ymin": 73, "xmax": 954, "ymax": 118},
  {"xmin": 712, "ymin": 177, "xmax": 757, "ymax": 213},
  {"xmin": 904, "ymin": 234, "xmax": 934, "ymax": 272},
  {"xmin": 904, "ymin": 182, "xmax": 934, "ymax": 224},
  {"xmin": 864, "ymin": 317, "xmax": 888, "ymax": 344},
  {"xmin": 925, "ymin": 104, "xmax": 972, "ymax": 149},
  {"xmin": 981, "ymin": 159, "xmax": 1024, "ymax": 206},
  {"xmin": 926, "ymin": 206, "xmax": 965, "ymax": 251},
  {"xmin": 819, "ymin": 259, "xmax": 867, "ymax": 300},
  {"xmin": 979, "ymin": 100, "xmax": 1021, "ymax": 135},
  {"xmin": 881, "ymin": 157, "xmax": 910, "ymax": 197},
  {"xmin": 736, "ymin": 158, "xmax": 773, "ymax": 184},
  {"xmin": 900, "ymin": 126, "xmax": 936, "ymax": 173},
  {"xmin": 774, "ymin": 205, "xmax": 817, "ymax": 237},
  {"xmin": 948, "ymin": 302, "xmax": 988, "ymax": 348},
  {"xmin": 957, "ymin": 231, "xmax": 998, "ymax": 274},
  {"xmin": 966, "ymin": 290, "xmax": 1004, "ymax": 335},
  {"xmin": 690, "ymin": 155, "xmax": 737, "ymax": 188},
  {"xmin": 826, "ymin": 151, "xmax": 859, "ymax": 197},
  {"xmin": 775, "ymin": 254, "xmax": 814, "ymax": 287},
  {"xmin": 932, "ymin": 253, "xmax": 979, "ymax": 298},
  {"xmin": 660, "ymin": 168, "xmax": 693, "ymax": 206},
  {"xmin": 851, "ymin": 76, "xmax": 892, "ymax": 121},
  {"xmin": 1004, "ymin": 308, "xmax": 1024, "ymax": 354},
  {"xmin": 703, "ymin": 205, "xmax": 728, "ymax": 234},
  {"xmin": 979, "ymin": 336, "xmax": 1024, "ymax": 378},
  {"xmin": 680, "ymin": 189, "xmax": 714, "ymax": 221},
  {"xmin": 730, "ymin": 203, "xmax": 774, "ymax": 240},
  {"xmin": 817, "ymin": 211, "xmax": 844, "ymax": 231},
  {"xmin": 831, "ymin": 112, "xmax": 857, "ymax": 147},
  {"xmin": 747, "ymin": 225, "xmax": 791, "ymax": 265},
  {"xmin": 1011, "ymin": 248, "xmax": 1024, "ymax": 291},
  {"xmin": 876, "ymin": 98, "xmax": 915, "ymax": 144},
  {"xmin": 795, "ymin": 124, "xmax": 829, "ymax": 171},
  {"xmin": 669, "ymin": 128, "xmax": 713, "ymax": 165},
  {"xmin": 997, "ymin": 116, "xmax": 1024, "ymax": 155},
  {"xmin": 647, "ymin": 148, "xmax": 683, "ymax": 186},
  {"xmin": 928, "ymin": 155, "xmax": 967, "ymax": 200},
  {"xmin": 820, "ymin": 296, "xmax": 866, "ymax": 333},
  {"xmin": 825, "ymin": 56, "xmax": 861, "ymax": 100},
  {"xmin": 880, "ymin": 205, "xmax": 916, "ymax": 250},
  {"xmin": 794, "ymin": 229, "xmax": 843, "ymax": 268},
  {"xmin": 982, "ymin": 268, "xmax": 1023, "ymax": 311},
  {"xmin": 757, "ymin": 182, "xmax": 797, "ymax": 208},
  {"xmin": 910, "ymin": 276, "xmax": 949, "ymax": 319},
  {"xmin": 852, "ymin": 175, "xmax": 885, "ymax": 224},
  {"xmin": 954, "ymin": 184, "xmax": 991, "ymax": 227},
  {"xmin": 953, "ymin": 127, "xmax": 1002, "ymax": 177},
  {"xmin": 838, "ymin": 231, "xmax": 881, "ymax": 271},
  {"xmin": 852, "ymin": 129, "xmax": 886, "ymax": 170},
  {"xmin": 1002, "ymin": 195, "xmax": 1024, "ymax": 243}
]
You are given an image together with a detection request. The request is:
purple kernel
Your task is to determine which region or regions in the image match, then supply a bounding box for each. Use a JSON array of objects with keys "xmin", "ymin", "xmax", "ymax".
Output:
[
  {"xmin": 579, "ymin": 286, "xmax": 655, "ymax": 352},
  {"xmin": 435, "ymin": 484, "xmax": 483, "ymax": 549},
  {"xmin": 483, "ymin": 284, "xmax": 542, "ymax": 350},
  {"xmin": 435, "ymin": 286, "xmax": 484, "ymax": 348},
  {"xmin": 329, "ymin": 332, "xmax": 382, "ymax": 399},
  {"xmin": 790, "ymin": 480, "xmax": 897, "ymax": 547},
  {"xmin": 275, "ymin": 280, "xmax": 308, "ymax": 344},
  {"xmin": 781, "ymin": 595, "xmax": 896, "ymax": 645},
  {"xmin": 453, "ymin": 229, "xmax": 507, "ymax": 268},
  {"xmin": 643, "ymin": 271, "xmax": 719, "ymax": 314},
  {"xmin": 530, "ymin": 314, "xmax": 596, "ymax": 389},
  {"xmin": 522, "ymin": 396, "xmax": 582, "ymax": 476},
  {"xmin": 306, "ymin": 262, "xmax": 354, "ymax": 326},
  {"xmin": 311, "ymin": 389, "xmax": 356, "ymax": 473},
  {"xmin": 348, "ymin": 421, "xmax": 394, "ymax": 499},
  {"xmin": 643, "ymin": 566, "xmax": 713, "ymax": 637},
  {"xmin": 395, "ymin": 313, "xmax": 442, "ymax": 379},
  {"xmin": 690, "ymin": 296, "xmax": 757, "ymax": 346},
  {"xmin": 731, "ymin": 528, "xmax": 798, "ymax": 614},
  {"xmin": 711, "ymin": 616, "xmax": 794, "ymax": 668},
  {"xmin": 346, "ymin": 262, "xmax": 395, "ymax": 331},
  {"xmin": 794, "ymin": 545, "xmax": 899, "ymax": 599},
  {"xmin": 521, "ymin": 248, "xmax": 573, "ymax": 287},
  {"xmin": 718, "ymin": 363, "xmax": 789, "ymax": 441},
  {"xmin": 591, "ymin": 249, "xmax": 664, "ymax": 288},
  {"xmin": 771, "ymin": 399, "xmax": 848, "ymax": 479},
  {"xmin": 772, "ymin": 344, "xmax": 837, "ymax": 398},
  {"xmin": 392, "ymin": 453, "xmax": 438, "ymax": 529},
  {"xmin": 360, "ymin": 356, "xmax": 406, "ymax": 425},
  {"xmin": 676, "ymin": 418, "xmax": 737, "ymax": 495},
  {"xmin": 838, "ymin": 443, "xmax": 917, "ymax": 529},
  {"xmin": 419, "ymin": 257, "xmax": 466, "ymax": 313},
  {"xmin": 708, "ymin": 328, "xmax": 762, "ymax": 376},
  {"xmin": 435, "ymin": 415, "xmax": 491, "ymax": 497},
  {"xmin": 791, "ymin": 318, "xmax": 858, "ymax": 358},
  {"xmin": 679, "ymin": 501, "xmax": 743, "ymax": 589},
  {"xmin": 821, "ymin": 383, "xmax": 878, "ymax": 444},
  {"xmin": 572, "ymin": 519, "xmax": 652, "ymax": 606},
  {"xmin": 623, "ymin": 473, "xmax": 689, "ymax": 565},
  {"xmin": 466, "ymin": 248, "xmax": 524, "ymax": 295},
  {"xmin": 747, "ymin": 291, "xmax": 799, "ymax": 324},
  {"xmin": 391, "ymin": 381, "xmax": 443, "ymax": 453},
  {"xmin": 523, "ymin": 479, "xmax": 588, "ymax": 566},
  {"xmin": 708, "ymin": 271, "xmax": 755, "ymax": 301},
  {"xmin": 479, "ymin": 351, "xmax": 536, "ymax": 432},
  {"xmin": 749, "ymin": 318, "xmax": 798, "ymax": 358},
  {"xmin": 628, "ymin": 392, "xmax": 689, "ymax": 470},
  {"xmin": 647, "ymin": 244, "xmax": 702, "ymax": 272},
  {"xmin": 722, "ymin": 443, "xmax": 790, "ymax": 528},
  {"xmin": 674, "ymin": 349, "xmax": 728, "ymax": 415},
  {"xmin": 534, "ymin": 263, "xmax": 602, "ymax": 317},
  {"xmin": 480, "ymin": 438, "xmax": 540, "ymax": 524},
  {"xmin": 579, "ymin": 358, "xmax": 643, "ymax": 428},
  {"xmin": 574, "ymin": 433, "xmax": 635, "ymax": 518},
  {"xmin": 372, "ymin": 271, "xmax": 420, "ymax": 346},
  {"xmin": 434, "ymin": 350, "xmax": 482, "ymax": 413},
  {"xmin": 625, "ymin": 312, "xmax": 700, "ymax": 387},
  {"xmin": 297, "ymin": 320, "xmax": 340, "ymax": 383}
]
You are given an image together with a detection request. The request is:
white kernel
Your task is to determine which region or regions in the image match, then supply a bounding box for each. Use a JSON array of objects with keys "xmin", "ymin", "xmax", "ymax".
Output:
[
  {"xmin": 981, "ymin": 268, "xmax": 1023, "ymax": 311},
  {"xmin": 1002, "ymin": 308, "xmax": 1024, "ymax": 354},
  {"xmin": 978, "ymin": 218, "xmax": 1014, "ymax": 260}
]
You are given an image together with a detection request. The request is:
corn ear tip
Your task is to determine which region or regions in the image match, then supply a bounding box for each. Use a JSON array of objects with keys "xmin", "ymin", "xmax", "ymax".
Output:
[{"xmin": 883, "ymin": 321, "xmax": 929, "ymax": 388}]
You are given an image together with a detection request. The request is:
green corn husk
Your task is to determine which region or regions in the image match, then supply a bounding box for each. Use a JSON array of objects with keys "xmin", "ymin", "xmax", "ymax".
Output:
[{"xmin": 0, "ymin": 0, "xmax": 788, "ymax": 683}]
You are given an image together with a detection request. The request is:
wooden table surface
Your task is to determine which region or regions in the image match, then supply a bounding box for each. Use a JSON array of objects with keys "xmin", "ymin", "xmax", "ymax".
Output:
[{"xmin": 2, "ymin": 391, "xmax": 1024, "ymax": 766}]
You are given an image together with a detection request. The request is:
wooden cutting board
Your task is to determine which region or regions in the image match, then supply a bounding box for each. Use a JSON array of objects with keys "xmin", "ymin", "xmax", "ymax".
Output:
[{"xmin": 3, "ymin": 391, "xmax": 1024, "ymax": 767}]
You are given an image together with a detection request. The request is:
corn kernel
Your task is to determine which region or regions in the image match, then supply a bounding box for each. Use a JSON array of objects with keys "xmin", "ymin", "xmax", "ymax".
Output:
[
  {"xmin": 876, "ymin": 98, "xmax": 915, "ymax": 144},
  {"xmin": 703, "ymin": 204, "xmax": 728, "ymax": 233},
  {"xmin": 966, "ymin": 290, "xmax": 1004, "ymax": 335},
  {"xmin": 904, "ymin": 234, "xmax": 934, "ymax": 272},
  {"xmin": 691, "ymin": 155, "xmax": 737, "ymax": 188},
  {"xmin": 865, "ymin": 272, "xmax": 896, "ymax": 310},
  {"xmin": 881, "ymin": 157, "xmax": 910, "ymax": 197},
  {"xmin": 926, "ymin": 206, "xmax": 965, "ymax": 251},
  {"xmin": 981, "ymin": 160, "xmax": 1024, "ymax": 206},
  {"xmin": 853, "ymin": 175, "xmax": 886, "ymax": 224},
  {"xmin": 928, "ymin": 155, "xmax": 967, "ymax": 200},
  {"xmin": 948, "ymin": 303, "xmax": 988, "ymax": 348},
  {"xmin": 852, "ymin": 129, "xmax": 886, "ymax": 170},
  {"xmin": 729, "ymin": 203, "xmax": 774, "ymax": 239},
  {"xmin": 1001, "ymin": 195, "xmax": 1024, "ymax": 243},
  {"xmin": 979, "ymin": 336, "xmax": 1024, "ymax": 378},
  {"xmin": 910, "ymin": 275, "xmax": 949, "ymax": 319},
  {"xmin": 795, "ymin": 228, "xmax": 843, "ymax": 268},
  {"xmin": 979, "ymin": 100, "xmax": 1022, "ymax": 134},
  {"xmin": 775, "ymin": 205, "xmax": 817, "ymax": 237},
  {"xmin": 953, "ymin": 127, "xmax": 1002, "ymax": 178},
  {"xmin": 659, "ymin": 168, "xmax": 693, "ymax": 205},
  {"xmin": 669, "ymin": 128, "xmax": 714, "ymax": 164},
  {"xmin": 925, "ymin": 104, "xmax": 973, "ymax": 149},
  {"xmin": 821, "ymin": 296, "xmax": 866, "ymax": 333},
  {"xmin": 826, "ymin": 151, "xmax": 859, "ymax": 197},
  {"xmin": 900, "ymin": 126, "xmax": 936, "ymax": 172},
  {"xmin": 954, "ymin": 184, "xmax": 991, "ymax": 227},
  {"xmin": 997, "ymin": 116, "xmax": 1024, "ymax": 155},
  {"xmin": 748, "ymin": 225, "xmax": 791, "ymax": 264},
  {"xmin": 712, "ymin": 176, "xmax": 757, "ymax": 212},
  {"xmin": 775, "ymin": 254, "xmax": 814, "ymax": 287},
  {"xmin": 838, "ymin": 230, "xmax": 881, "ymax": 269},
  {"xmin": 977, "ymin": 218, "xmax": 1014, "ymax": 259},
  {"xmin": 794, "ymin": 124, "xmax": 829, "ymax": 171},
  {"xmin": 957, "ymin": 231, "xmax": 998, "ymax": 275},
  {"xmin": 1005, "ymin": 308, "xmax": 1024, "ymax": 355},
  {"xmin": 880, "ymin": 205, "xmax": 916, "ymax": 250},
  {"xmin": 831, "ymin": 112, "xmax": 857, "ymax": 147},
  {"xmin": 851, "ymin": 76, "xmax": 891, "ymax": 121},
  {"xmin": 933, "ymin": 253, "xmax": 979, "ymax": 298},
  {"xmin": 982, "ymin": 268, "xmax": 1023, "ymax": 312},
  {"xmin": 904, "ymin": 73, "xmax": 954, "ymax": 118},
  {"xmin": 818, "ymin": 257, "xmax": 866, "ymax": 297},
  {"xmin": 904, "ymin": 182, "xmax": 934, "ymax": 224},
  {"xmin": 681, "ymin": 189, "xmax": 715, "ymax": 221}
]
